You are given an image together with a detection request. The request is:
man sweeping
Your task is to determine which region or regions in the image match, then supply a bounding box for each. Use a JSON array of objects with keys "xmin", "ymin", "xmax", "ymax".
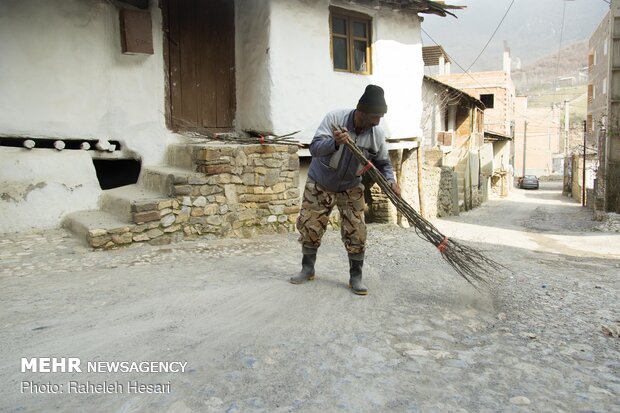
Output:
[{"xmin": 290, "ymin": 85, "xmax": 401, "ymax": 295}]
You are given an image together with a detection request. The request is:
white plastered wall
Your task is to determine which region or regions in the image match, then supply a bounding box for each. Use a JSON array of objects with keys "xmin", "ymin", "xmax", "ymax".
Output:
[
  {"xmin": 265, "ymin": 0, "xmax": 425, "ymax": 144},
  {"xmin": 0, "ymin": 0, "xmax": 178, "ymax": 232},
  {"xmin": 235, "ymin": 0, "xmax": 274, "ymax": 133},
  {"xmin": 0, "ymin": 149, "xmax": 102, "ymax": 233},
  {"xmin": 0, "ymin": 0, "xmax": 176, "ymax": 165}
]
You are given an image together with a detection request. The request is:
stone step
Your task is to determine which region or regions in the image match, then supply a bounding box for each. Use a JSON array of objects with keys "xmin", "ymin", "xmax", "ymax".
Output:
[
  {"xmin": 166, "ymin": 138, "xmax": 244, "ymax": 169},
  {"xmin": 62, "ymin": 209, "xmax": 133, "ymax": 248},
  {"xmin": 166, "ymin": 143, "xmax": 195, "ymax": 169},
  {"xmin": 99, "ymin": 184, "xmax": 169, "ymax": 223},
  {"xmin": 139, "ymin": 165, "xmax": 207, "ymax": 196}
]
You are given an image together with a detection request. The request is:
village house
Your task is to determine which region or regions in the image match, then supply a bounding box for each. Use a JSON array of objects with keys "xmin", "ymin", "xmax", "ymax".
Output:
[
  {"xmin": 420, "ymin": 46, "xmax": 516, "ymax": 217},
  {"xmin": 420, "ymin": 75, "xmax": 486, "ymax": 216},
  {"xmin": 0, "ymin": 0, "xmax": 459, "ymax": 248},
  {"xmin": 434, "ymin": 50, "xmax": 515, "ymax": 197}
]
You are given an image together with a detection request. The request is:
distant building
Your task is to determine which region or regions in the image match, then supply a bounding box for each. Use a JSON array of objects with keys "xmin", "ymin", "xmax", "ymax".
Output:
[
  {"xmin": 434, "ymin": 50, "xmax": 515, "ymax": 195},
  {"xmin": 422, "ymin": 45, "xmax": 451, "ymax": 76},
  {"xmin": 587, "ymin": 0, "xmax": 620, "ymax": 213},
  {"xmin": 436, "ymin": 50, "xmax": 516, "ymax": 140},
  {"xmin": 513, "ymin": 101, "xmax": 563, "ymax": 178}
]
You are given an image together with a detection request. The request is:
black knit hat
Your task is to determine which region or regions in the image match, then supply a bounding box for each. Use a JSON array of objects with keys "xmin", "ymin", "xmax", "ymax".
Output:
[{"xmin": 357, "ymin": 84, "xmax": 388, "ymax": 114}]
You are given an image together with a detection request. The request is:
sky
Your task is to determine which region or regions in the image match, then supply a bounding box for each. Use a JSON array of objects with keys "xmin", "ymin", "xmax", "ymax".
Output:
[{"xmin": 422, "ymin": 0, "xmax": 610, "ymax": 72}]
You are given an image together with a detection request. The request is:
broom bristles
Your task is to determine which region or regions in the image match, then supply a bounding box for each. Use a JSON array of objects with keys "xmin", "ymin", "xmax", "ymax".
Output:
[{"xmin": 332, "ymin": 124, "xmax": 509, "ymax": 288}]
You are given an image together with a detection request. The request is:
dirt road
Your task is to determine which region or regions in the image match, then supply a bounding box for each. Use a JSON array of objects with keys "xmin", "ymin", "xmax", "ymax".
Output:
[{"xmin": 1, "ymin": 182, "xmax": 618, "ymax": 412}]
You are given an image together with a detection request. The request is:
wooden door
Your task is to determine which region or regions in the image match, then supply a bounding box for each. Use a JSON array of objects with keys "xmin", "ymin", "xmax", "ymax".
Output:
[{"xmin": 165, "ymin": 0, "xmax": 235, "ymax": 132}]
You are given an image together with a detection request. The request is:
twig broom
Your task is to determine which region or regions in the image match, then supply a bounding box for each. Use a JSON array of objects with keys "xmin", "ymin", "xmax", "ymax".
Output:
[{"xmin": 333, "ymin": 125, "xmax": 508, "ymax": 288}]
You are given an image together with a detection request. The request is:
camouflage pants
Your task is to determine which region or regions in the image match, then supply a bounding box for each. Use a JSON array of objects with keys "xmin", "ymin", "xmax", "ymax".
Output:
[{"xmin": 297, "ymin": 178, "xmax": 367, "ymax": 256}]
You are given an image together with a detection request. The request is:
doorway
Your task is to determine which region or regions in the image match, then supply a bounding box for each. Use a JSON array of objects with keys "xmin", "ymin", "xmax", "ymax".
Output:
[{"xmin": 164, "ymin": 0, "xmax": 236, "ymax": 132}]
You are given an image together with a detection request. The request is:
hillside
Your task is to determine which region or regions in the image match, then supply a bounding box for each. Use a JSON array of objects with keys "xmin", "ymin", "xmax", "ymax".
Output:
[
  {"xmin": 513, "ymin": 42, "xmax": 588, "ymax": 124},
  {"xmin": 513, "ymin": 41, "xmax": 588, "ymax": 94},
  {"xmin": 422, "ymin": 0, "xmax": 608, "ymax": 73}
]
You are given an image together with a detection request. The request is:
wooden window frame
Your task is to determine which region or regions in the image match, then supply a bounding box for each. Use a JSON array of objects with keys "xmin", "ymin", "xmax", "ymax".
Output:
[{"xmin": 329, "ymin": 6, "xmax": 372, "ymax": 75}]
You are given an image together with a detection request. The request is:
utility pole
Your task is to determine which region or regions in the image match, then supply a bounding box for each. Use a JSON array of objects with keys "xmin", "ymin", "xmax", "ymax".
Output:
[
  {"xmin": 582, "ymin": 120, "xmax": 587, "ymax": 207},
  {"xmin": 564, "ymin": 99, "xmax": 570, "ymax": 155},
  {"xmin": 522, "ymin": 120, "xmax": 528, "ymax": 178}
]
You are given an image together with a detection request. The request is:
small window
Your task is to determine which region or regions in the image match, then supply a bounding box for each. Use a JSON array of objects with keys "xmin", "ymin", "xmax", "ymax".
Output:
[
  {"xmin": 480, "ymin": 94, "xmax": 494, "ymax": 108},
  {"xmin": 614, "ymin": 17, "xmax": 620, "ymax": 37},
  {"xmin": 330, "ymin": 7, "xmax": 371, "ymax": 74}
]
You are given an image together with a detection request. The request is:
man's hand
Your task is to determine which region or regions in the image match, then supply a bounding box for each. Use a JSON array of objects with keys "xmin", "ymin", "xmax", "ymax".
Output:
[
  {"xmin": 391, "ymin": 182, "xmax": 401, "ymax": 197},
  {"xmin": 333, "ymin": 128, "xmax": 351, "ymax": 146}
]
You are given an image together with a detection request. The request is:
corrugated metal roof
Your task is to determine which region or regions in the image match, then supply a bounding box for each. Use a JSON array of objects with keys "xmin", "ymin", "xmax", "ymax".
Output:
[
  {"xmin": 484, "ymin": 131, "xmax": 513, "ymax": 141},
  {"xmin": 422, "ymin": 45, "xmax": 451, "ymax": 66},
  {"xmin": 353, "ymin": 1, "xmax": 463, "ymax": 17},
  {"xmin": 423, "ymin": 75, "xmax": 485, "ymax": 109}
]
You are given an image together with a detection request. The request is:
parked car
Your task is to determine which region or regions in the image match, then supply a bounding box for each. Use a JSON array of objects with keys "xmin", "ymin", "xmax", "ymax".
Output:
[{"xmin": 519, "ymin": 175, "xmax": 539, "ymax": 189}]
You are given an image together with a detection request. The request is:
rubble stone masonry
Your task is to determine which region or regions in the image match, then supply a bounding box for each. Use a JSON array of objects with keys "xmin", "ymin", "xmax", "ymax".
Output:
[
  {"xmin": 87, "ymin": 144, "xmax": 300, "ymax": 249},
  {"xmin": 365, "ymin": 149, "xmax": 458, "ymax": 224}
]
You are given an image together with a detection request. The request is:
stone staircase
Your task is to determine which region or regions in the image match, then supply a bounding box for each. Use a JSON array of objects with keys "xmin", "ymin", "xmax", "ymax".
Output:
[{"xmin": 63, "ymin": 141, "xmax": 301, "ymax": 249}]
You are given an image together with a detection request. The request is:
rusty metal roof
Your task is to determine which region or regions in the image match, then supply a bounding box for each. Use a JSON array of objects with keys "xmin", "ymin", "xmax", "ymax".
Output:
[
  {"xmin": 424, "ymin": 76, "xmax": 484, "ymax": 109},
  {"xmin": 422, "ymin": 45, "xmax": 451, "ymax": 66},
  {"xmin": 357, "ymin": 1, "xmax": 463, "ymax": 17}
]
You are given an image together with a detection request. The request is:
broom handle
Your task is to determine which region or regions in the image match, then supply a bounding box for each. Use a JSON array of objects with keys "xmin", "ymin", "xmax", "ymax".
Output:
[{"xmin": 332, "ymin": 124, "xmax": 442, "ymax": 235}]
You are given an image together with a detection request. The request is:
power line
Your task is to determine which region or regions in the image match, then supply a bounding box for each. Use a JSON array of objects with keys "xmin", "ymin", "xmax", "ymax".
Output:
[
  {"xmin": 421, "ymin": 27, "xmax": 536, "ymax": 122},
  {"xmin": 552, "ymin": 1, "xmax": 569, "ymax": 98},
  {"xmin": 421, "ymin": 28, "xmax": 473, "ymax": 75},
  {"xmin": 421, "ymin": 3, "xmax": 582, "ymax": 116},
  {"xmin": 465, "ymin": 0, "xmax": 516, "ymax": 72}
]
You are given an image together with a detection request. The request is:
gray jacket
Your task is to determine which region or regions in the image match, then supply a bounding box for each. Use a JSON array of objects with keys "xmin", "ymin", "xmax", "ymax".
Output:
[{"xmin": 307, "ymin": 109, "xmax": 395, "ymax": 193}]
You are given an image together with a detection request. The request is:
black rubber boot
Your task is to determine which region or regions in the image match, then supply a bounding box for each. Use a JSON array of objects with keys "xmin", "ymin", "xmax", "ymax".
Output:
[
  {"xmin": 348, "ymin": 258, "xmax": 368, "ymax": 295},
  {"xmin": 289, "ymin": 248, "xmax": 317, "ymax": 284}
]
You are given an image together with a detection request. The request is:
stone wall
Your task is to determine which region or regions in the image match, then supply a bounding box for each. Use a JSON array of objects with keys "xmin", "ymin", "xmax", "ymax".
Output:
[
  {"xmin": 364, "ymin": 150, "xmax": 410, "ymax": 224},
  {"xmin": 87, "ymin": 144, "xmax": 300, "ymax": 249},
  {"xmin": 364, "ymin": 148, "xmax": 458, "ymax": 224},
  {"xmin": 438, "ymin": 166, "xmax": 458, "ymax": 217}
]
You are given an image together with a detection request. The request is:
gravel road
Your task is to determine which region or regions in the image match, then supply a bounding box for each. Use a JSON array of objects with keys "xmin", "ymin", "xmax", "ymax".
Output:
[{"xmin": 1, "ymin": 182, "xmax": 618, "ymax": 412}]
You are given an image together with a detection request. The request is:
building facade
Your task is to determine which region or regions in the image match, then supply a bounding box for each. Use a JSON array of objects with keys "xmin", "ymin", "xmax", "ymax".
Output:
[
  {"xmin": 588, "ymin": 0, "xmax": 620, "ymax": 213},
  {"xmin": 0, "ymin": 0, "xmax": 458, "ymax": 235}
]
